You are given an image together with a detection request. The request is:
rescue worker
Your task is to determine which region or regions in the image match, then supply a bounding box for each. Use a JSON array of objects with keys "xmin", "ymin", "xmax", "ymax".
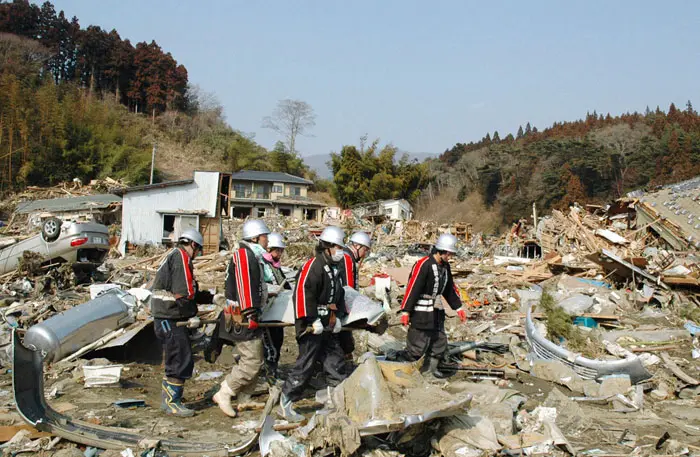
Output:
[
  {"xmin": 212, "ymin": 219, "xmax": 270, "ymax": 417},
  {"xmin": 279, "ymin": 226, "xmax": 348, "ymax": 422},
  {"xmin": 400, "ymin": 233, "xmax": 468, "ymax": 378},
  {"xmin": 151, "ymin": 229, "xmax": 205, "ymax": 417},
  {"xmin": 261, "ymin": 232, "xmax": 292, "ymax": 382},
  {"xmin": 337, "ymin": 231, "xmax": 372, "ymax": 361}
]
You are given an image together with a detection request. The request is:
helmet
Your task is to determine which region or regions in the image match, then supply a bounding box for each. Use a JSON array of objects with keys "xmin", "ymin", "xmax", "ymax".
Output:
[
  {"xmin": 349, "ymin": 231, "xmax": 372, "ymax": 248},
  {"xmin": 319, "ymin": 226, "xmax": 345, "ymax": 247},
  {"xmin": 179, "ymin": 228, "xmax": 204, "ymax": 247},
  {"xmin": 268, "ymin": 232, "xmax": 286, "ymax": 249},
  {"xmin": 434, "ymin": 233, "xmax": 458, "ymax": 253},
  {"xmin": 242, "ymin": 219, "xmax": 270, "ymax": 240}
]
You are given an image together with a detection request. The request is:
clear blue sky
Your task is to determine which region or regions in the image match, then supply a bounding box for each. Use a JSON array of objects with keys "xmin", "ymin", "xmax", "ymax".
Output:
[{"xmin": 52, "ymin": 1, "xmax": 700, "ymax": 158}]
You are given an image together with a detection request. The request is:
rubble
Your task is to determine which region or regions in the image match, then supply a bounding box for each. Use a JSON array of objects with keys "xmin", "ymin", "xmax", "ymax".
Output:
[{"xmin": 0, "ymin": 179, "xmax": 700, "ymax": 456}]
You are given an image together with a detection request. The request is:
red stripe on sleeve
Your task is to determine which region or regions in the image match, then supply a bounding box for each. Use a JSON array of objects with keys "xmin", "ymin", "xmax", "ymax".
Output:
[
  {"xmin": 344, "ymin": 253, "xmax": 355, "ymax": 288},
  {"xmin": 179, "ymin": 248, "xmax": 194, "ymax": 299},
  {"xmin": 400, "ymin": 256, "xmax": 429, "ymax": 310},
  {"xmin": 237, "ymin": 248, "xmax": 254, "ymax": 310},
  {"xmin": 295, "ymin": 258, "xmax": 315, "ymax": 318}
]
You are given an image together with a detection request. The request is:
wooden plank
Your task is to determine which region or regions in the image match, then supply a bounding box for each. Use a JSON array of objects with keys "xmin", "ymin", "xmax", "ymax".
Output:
[
  {"xmin": 660, "ymin": 352, "xmax": 699, "ymax": 385},
  {"xmin": 0, "ymin": 425, "xmax": 51, "ymax": 442}
]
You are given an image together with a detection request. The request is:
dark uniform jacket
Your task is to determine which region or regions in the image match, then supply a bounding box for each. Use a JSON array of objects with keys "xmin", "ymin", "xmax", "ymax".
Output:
[
  {"xmin": 293, "ymin": 253, "xmax": 346, "ymax": 336},
  {"xmin": 338, "ymin": 247, "xmax": 359, "ymax": 290},
  {"xmin": 151, "ymin": 248, "xmax": 198, "ymax": 320},
  {"xmin": 400, "ymin": 255, "xmax": 462, "ymax": 331},
  {"xmin": 218, "ymin": 241, "xmax": 265, "ymax": 341}
]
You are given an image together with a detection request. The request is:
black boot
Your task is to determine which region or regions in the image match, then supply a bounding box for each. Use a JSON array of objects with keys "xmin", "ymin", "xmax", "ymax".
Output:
[{"xmin": 427, "ymin": 358, "xmax": 447, "ymax": 379}]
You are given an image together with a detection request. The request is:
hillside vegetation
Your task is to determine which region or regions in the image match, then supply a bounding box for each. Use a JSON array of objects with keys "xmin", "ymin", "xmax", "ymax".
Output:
[
  {"xmin": 0, "ymin": 1, "xmax": 321, "ymax": 191},
  {"xmin": 417, "ymin": 104, "xmax": 700, "ymax": 232}
]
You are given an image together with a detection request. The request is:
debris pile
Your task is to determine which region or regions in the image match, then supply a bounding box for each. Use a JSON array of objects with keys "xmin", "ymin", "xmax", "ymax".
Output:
[{"xmin": 0, "ymin": 179, "xmax": 699, "ymax": 456}]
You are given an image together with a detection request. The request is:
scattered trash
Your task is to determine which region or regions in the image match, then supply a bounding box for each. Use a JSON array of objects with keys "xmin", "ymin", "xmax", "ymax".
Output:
[
  {"xmin": 83, "ymin": 364, "xmax": 123, "ymax": 387},
  {"xmin": 195, "ymin": 371, "xmax": 223, "ymax": 381}
]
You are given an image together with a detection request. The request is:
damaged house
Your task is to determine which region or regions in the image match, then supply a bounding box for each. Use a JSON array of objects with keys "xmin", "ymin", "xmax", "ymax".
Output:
[
  {"xmin": 634, "ymin": 175, "xmax": 700, "ymax": 251},
  {"xmin": 118, "ymin": 171, "xmax": 232, "ymax": 255},
  {"xmin": 229, "ymin": 170, "xmax": 325, "ymax": 221},
  {"xmin": 15, "ymin": 194, "xmax": 122, "ymax": 228},
  {"xmin": 352, "ymin": 199, "xmax": 413, "ymax": 222}
]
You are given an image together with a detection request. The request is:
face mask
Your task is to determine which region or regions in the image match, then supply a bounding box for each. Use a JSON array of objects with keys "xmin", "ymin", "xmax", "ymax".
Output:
[
  {"xmin": 263, "ymin": 252, "xmax": 281, "ymax": 268},
  {"xmin": 331, "ymin": 250, "xmax": 344, "ymax": 263}
]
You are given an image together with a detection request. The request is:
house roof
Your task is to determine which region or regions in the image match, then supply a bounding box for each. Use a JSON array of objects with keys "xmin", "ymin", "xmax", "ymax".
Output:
[
  {"xmin": 15, "ymin": 194, "xmax": 122, "ymax": 215},
  {"xmin": 230, "ymin": 170, "xmax": 313, "ymax": 185},
  {"xmin": 120, "ymin": 179, "xmax": 195, "ymax": 194}
]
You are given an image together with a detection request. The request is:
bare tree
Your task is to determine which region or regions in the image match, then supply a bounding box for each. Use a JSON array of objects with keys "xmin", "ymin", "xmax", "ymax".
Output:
[{"xmin": 262, "ymin": 99, "xmax": 316, "ymax": 156}]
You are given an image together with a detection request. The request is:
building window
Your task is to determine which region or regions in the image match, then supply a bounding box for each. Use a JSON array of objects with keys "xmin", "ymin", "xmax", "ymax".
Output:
[
  {"xmin": 289, "ymin": 186, "xmax": 301, "ymax": 197},
  {"xmin": 272, "ymin": 185, "xmax": 283, "ymax": 194},
  {"xmin": 162, "ymin": 214, "xmax": 198, "ymax": 242},
  {"xmin": 279, "ymin": 207, "xmax": 291, "ymax": 217},
  {"xmin": 255, "ymin": 184, "xmax": 270, "ymax": 200},
  {"xmin": 257, "ymin": 208, "xmax": 266, "ymax": 217},
  {"xmin": 233, "ymin": 184, "xmax": 250, "ymax": 198}
]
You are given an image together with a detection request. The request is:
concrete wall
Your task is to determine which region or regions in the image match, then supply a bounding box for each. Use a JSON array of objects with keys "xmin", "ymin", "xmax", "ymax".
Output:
[{"xmin": 119, "ymin": 171, "xmax": 220, "ymax": 254}]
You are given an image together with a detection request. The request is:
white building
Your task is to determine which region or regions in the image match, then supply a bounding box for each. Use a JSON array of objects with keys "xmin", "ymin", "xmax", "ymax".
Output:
[
  {"xmin": 119, "ymin": 171, "xmax": 231, "ymax": 255},
  {"xmin": 352, "ymin": 199, "xmax": 413, "ymax": 221}
]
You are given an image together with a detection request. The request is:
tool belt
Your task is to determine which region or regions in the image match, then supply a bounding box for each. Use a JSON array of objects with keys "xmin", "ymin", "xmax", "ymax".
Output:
[
  {"xmin": 224, "ymin": 301, "xmax": 248, "ymax": 332},
  {"xmin": 318, "ymin": 304, "xmax": 337, "ymax": 330}
]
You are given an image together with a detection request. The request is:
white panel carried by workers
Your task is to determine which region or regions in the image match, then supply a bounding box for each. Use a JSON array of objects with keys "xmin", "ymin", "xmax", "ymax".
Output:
[{"xmin": 399, "ymin": 233, "xmax": 468, "ymax": 378}]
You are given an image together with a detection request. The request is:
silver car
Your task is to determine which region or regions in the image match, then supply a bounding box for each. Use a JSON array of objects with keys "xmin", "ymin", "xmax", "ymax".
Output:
[{"xmin": 0, "ymin": 218, "xmax": 110, "ymax": 275}]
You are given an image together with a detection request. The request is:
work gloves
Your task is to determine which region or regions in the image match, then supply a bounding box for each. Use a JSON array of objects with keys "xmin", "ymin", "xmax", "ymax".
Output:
[
  {"xmin": 457, "ymin": 309, "xmax": 467, "ymax": 322},
  {"xmin": 186, "ymin": 317, "xmax": 201, "ymax": 328},
  {"xmin": 311, "ymin": 318, "xmax": 324, "ymax": 335},
  {"xmin": 332, "ymin": 316, "xmax": 342, "ymax": 333}
]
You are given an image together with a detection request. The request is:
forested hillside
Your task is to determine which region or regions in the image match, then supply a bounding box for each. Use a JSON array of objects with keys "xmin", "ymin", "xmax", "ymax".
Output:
[
  {"xmin": 0, "ymin": 1, "xmax": 318, "ymax": 191},
  {"xmin": 418, "ymin": 104, "xmax": 700, "ymax": 232}
]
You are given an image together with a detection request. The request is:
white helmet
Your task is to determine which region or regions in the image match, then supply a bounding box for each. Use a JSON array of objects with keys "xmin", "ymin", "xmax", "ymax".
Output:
[
  {"xmin": 349, "ymin": 231, "xmax": 372, "ymax": 248},
  {"xmin": 434, "ymin": 233, "xmax": 458, "ymax": 253},
  {"xmin": 319, "ymin": 226, "xmax": 345, "ymax": 247},
  {"xmin": 268, "ymin": 232, "xmax": 286, "ymax": 249},
  {"xmin": 179, "ymin": 228, "xmax": 204, "ymax": 247},
  {"xmin": 241, "ymin": 219, "xmax": 270, "ymax": 240}
]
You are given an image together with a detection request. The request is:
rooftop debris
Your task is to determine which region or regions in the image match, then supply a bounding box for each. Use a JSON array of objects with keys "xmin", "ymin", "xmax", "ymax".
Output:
[{"xmin": 0, "ymin": 179, "xmax": 699, "ymax": 456}]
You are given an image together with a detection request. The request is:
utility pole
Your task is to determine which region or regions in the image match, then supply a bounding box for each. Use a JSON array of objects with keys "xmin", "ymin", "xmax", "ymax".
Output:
[{"xmin": 150, "ymin": 144, "xmax": 156, "ymax": 184}]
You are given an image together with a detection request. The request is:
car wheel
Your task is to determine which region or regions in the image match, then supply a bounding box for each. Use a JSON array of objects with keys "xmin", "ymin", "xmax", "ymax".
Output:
[{"xmin": 41, "ymin": 218, "xmax": 62, "ymax": 242}]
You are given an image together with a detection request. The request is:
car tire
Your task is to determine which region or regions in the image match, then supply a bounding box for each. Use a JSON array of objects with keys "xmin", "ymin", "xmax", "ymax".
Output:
[{"xmin": 41, "ymin": 217, "xmax": 62, "ymax": 242}]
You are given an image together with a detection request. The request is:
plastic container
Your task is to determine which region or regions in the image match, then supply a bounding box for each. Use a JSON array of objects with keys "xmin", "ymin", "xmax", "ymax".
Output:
[
  {"xmin": 573, "ymin": 316, "xmax": 598, "ymax": 328},
  {"xmin": 83, "ymin": 364, "xmax": 123, "ymax": 387}
]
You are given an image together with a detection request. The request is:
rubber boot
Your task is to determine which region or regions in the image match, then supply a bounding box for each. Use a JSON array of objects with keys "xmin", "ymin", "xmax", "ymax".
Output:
[
  {"xmin": 212, "ymin": 381, "xmax": 237, "ymax": 417},
  {"xmin": 161, "ymin": 379, "xmax": 195, "ymax": 417},
  {"xmin": 427, "ymin": 358, "xmax": 447, "ymax": 379},
  {"xmin": 278, "ymin": 392, "xmax": 304, "ymax": 423}
]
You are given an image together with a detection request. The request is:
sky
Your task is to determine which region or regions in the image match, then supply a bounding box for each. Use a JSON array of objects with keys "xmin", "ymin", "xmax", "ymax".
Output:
[{"xmin": 51, "ymin": 1, "xmax": 700, "ymax": 159}]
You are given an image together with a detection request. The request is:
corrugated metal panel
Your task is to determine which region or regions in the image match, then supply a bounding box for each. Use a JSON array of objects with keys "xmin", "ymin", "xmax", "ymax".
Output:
[{"xmin": 119, "ymin": 172, "xmax": 220, "ymax": 254}]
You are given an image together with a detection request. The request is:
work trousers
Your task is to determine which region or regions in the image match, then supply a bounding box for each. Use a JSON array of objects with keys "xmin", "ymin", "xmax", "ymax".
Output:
[
  {"xmin": 262, "ymin": 327, "xmax": 284, "ymax": 367},
  {"xmin": 406, "ymin": 326, "xmax": 448, "ymax": 360},
  {"xmin": 282, "ymin": 333, "xmax": 347, "ymax": 402},
  {"xmin": 224, "ymin": 338, "xmax": 264, "ymax": 397},
  {"xmin": 154, "ymin": 318, "xmax": 194, "ymax": 381}
]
